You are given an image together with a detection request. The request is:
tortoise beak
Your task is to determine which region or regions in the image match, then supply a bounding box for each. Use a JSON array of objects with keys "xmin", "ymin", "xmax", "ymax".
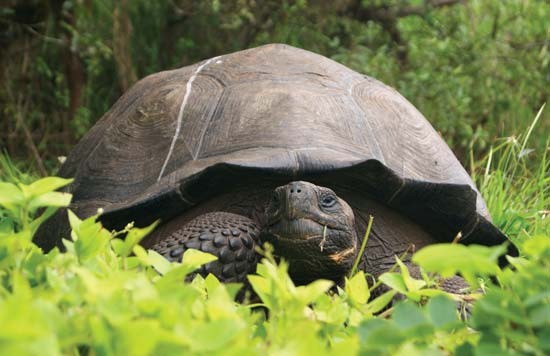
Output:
[{"xmin": 266, "ymin": 218, "xmax": 324, "ymax": 241}]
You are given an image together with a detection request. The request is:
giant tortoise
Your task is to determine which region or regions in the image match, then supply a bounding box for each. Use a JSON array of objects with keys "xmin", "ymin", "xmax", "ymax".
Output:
[{"xmin": 36, "ymin": 44, "xmax": 515, "ymax": 291}]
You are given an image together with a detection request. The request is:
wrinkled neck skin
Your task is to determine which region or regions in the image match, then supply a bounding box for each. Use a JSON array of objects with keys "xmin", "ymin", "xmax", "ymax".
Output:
[{"xmin": 261, "ymin": 181, "xmax": 359, "ymax": 285}]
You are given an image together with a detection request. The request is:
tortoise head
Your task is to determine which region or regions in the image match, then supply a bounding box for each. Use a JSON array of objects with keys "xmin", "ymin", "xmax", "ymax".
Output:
[{"xmin": 263, "ymin": 181, "xmax": 358, "ymax": 284}]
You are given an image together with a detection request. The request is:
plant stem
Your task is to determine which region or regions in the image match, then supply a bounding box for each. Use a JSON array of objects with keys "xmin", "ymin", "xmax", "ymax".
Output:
[{"xmin": 349, "ymin": 215, "xmax": 374, "ymax": 278}]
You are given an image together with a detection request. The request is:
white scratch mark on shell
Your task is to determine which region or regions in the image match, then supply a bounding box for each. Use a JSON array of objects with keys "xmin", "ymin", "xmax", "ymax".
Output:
[{"xmin": 157, "ymin": 56, "xmax": 221, "ymax": 181}]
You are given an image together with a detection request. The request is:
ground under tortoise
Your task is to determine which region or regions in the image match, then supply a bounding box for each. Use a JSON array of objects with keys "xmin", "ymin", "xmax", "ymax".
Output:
[{"xmin": 36, "ymin": 44, "xmax": 516, "ymax": 292}]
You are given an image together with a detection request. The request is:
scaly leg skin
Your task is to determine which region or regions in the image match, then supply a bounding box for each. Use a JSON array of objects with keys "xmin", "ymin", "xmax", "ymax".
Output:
[{"xmin": 152, "ymin": 212, "xmax": 260, "ymax": 283}]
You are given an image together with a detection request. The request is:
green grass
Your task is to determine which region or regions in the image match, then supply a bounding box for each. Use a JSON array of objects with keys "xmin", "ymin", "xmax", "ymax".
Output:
[{"xmin": 471, "ymin": 104, "xmax": 549, "ymax": 247}]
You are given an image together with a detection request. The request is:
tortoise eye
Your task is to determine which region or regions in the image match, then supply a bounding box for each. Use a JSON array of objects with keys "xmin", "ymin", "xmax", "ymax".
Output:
[{"xmin": 320, "ymin": 195, "xmax": 337, "ymax": 208}]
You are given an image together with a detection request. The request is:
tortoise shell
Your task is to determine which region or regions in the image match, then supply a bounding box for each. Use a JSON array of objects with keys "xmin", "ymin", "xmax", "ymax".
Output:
[{"xmin": 37, "ymin": 44, "xmax": 508, "ymax": 253}]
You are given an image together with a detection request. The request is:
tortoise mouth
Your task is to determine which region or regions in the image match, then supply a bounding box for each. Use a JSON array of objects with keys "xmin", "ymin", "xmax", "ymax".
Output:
[{"xmin": 266, "ymin": 218, "xmax": 325, "ymax": 241}]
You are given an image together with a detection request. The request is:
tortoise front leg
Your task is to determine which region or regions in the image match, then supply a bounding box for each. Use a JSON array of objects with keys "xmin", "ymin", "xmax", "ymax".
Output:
[{"xmin": 152, "ymin": 212, "xmax": 260, "ymax": 283}]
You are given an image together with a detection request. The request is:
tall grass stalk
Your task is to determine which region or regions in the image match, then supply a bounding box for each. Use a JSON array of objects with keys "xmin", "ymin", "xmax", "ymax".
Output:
[
  {"xmin": 471, "ymin": 105, "xmax": 549, "ymax": 247},
  {"xmin": 0, "ymin": 152, "xmax": 35, "ymax": 184}
]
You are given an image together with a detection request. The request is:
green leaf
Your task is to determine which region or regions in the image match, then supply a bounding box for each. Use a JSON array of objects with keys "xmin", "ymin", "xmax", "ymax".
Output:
[
  {"xmin": 204, "ymin": 273, "xmax": 222, "ymax": 293},
  {"xmin": 296, "ymin": 279, "xmax": 333, "ymax": 305},
  {"xmin": 426, "ymin": 295, "xmax": 459, "ymax": 328},
  {"xmin": 396, "ymin": 258, "xmax": 426, "ymax": 292},
  {"xmin": 28, "ymin": 191, "xmax": 72, "ymax": 211},
  {"xmin": 0, "ymin": 182, "xmax": 23, "ymax": 207},
  {"xmin": 379, "ymin": 272, "xmax": 407, "ymax": 294},
  {"xmin": 345, "ymin": 271, "xmax": 370, "ymax": 304},
  {"xmin": 247, "ymin": 274, "xmax": 271, "ymax": 308},
  {"xmin": 180, "ymin": 249, "xmax": 217, "ymax": 272},
  {"xmin": 473, "ymin": 291, "xmax": 529, "ymax": 325},
  {"xmin": 358, "ymin": 318, "xmax": 405, "ymax": 350},
  {"xmin": 392, "ymin": 301, "xmax": 429, "ymax": 331},
  {"xmin": 114, "ymin": 320, "xmax": 161, "ymax": 356},
  {"xmin": 24, "ymin": 177, "xmax": 73, "ymax": 198},
  {"xmin": 0, "ymin": 217, "xmax": 14, "ymax": 235},
  {"xmin": 365, "ymin": 290, "xmax": 397, "ymax": 314},
  {"xmin": 112, "ymin": 220, "xmax": 159, "ymax": 257},
  {"xmin": 68, "ymin": 209, "xmax": 83, "ymax": 234},
  {"xmin": 412, "ymin": 243, "xmax": 504, "ymax": 286},
  {"xmin": 29, "ymin": 207, "xmax": 59, "ymax": 237},
  {"xmin": 146, "ymin": 249, "xmax": 174, "ymax": 275},
  {"xmin": 188, "ymin": 319, "xmax": 244, "ymax": 352},
  {"xmin": 137, "ymin": 247, "xmax": 215, "ymax": 278},
  {"xmin": 69, "ymin": 210, "xmax": 111, "ymax": 262}
]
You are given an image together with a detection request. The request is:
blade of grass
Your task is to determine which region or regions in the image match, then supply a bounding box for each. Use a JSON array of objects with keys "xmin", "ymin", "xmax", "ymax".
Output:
[{"xmin": 349, "ymin": 215, "xmax": 374, "ymax": 278}]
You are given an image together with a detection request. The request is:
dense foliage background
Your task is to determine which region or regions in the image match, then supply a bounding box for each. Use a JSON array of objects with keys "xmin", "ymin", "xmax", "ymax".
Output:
[{"xmin": 1, "ymin": 0, "xmax": 548, "ymax": 173}]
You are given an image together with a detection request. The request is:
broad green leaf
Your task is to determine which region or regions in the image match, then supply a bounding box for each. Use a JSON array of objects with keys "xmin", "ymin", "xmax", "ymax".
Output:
[
  {"xmin": 188, "ymin": 319, "xmax": 245, "ymax": 352},
  {"xmin": 68, "ymin": 209, "xmax": 83, "ymax": 234},
  {"xmin": 146, "ymin": 249, "xmax": 174, "ymax": 275},
  {"xmin": 69, "ymin": 211, "xmax": 111, "ymax": 262},
  {"xmin": 358, "ymin": 318, "xmax": 405, "ymax": 349},
  {"xmin": 392, "ymin": 301, "xmax": 429, "ymax": 331},
  {"xmin": 247, "ymin": 275, "xmax": 272, "ymax": 309},
  {"xmin": 296, "ymin": 279, "xmax": 333, "ymax": 305},
  {"xmin": 155, "ymin": 264, "xmax": 206, "ymax": 294},
  {"xmin": 204, "ymin": 272, "xmax": 222, "ymax": 293},
  {"xmin": 345, "ymin": 271, "xmax": 370, "ymax": 304},
  {"xmin": 365, "ymin": 290, "xmax": 397, "ymax": 315},
  {"xmin": 412, "ymin": 243, "xmax": 504, "ymax": 286},
  {"xmin": 28, "ymin": 191, "xmax": 72, "ymax": 211},
  {"xmin": 110, "ymin": 238, "xmax": 125, "ymax": 256},
  {"xmin": 0, "ymin": 182, "xmax": 23, "ymax": 207},
  {"xmin": 395, "ymin": 258, "xmax": 426, "ymax": 292},
  {"xmin": 180, "ymin": 248, "xmax": 217, "ymax": 272},
  {"xmin": 114, "ymin": 320, "xmax": 161, "ymax": 356},
  {"xmin": 379, "ymin": 272, "xmax": 407, "ymax": 294},
  {"xmin": 24, "ymin": 177, "xmax": 73, "ymax": 198},
  {"xmin": 426, "ymin": 295, "xmax": 459, "ymax": 328}
]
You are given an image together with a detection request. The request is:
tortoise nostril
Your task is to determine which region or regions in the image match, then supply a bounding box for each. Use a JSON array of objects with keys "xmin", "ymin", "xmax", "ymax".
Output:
[{"xmin": 288, "ymin": 182, "xmax": 305, "ymax": 196}]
